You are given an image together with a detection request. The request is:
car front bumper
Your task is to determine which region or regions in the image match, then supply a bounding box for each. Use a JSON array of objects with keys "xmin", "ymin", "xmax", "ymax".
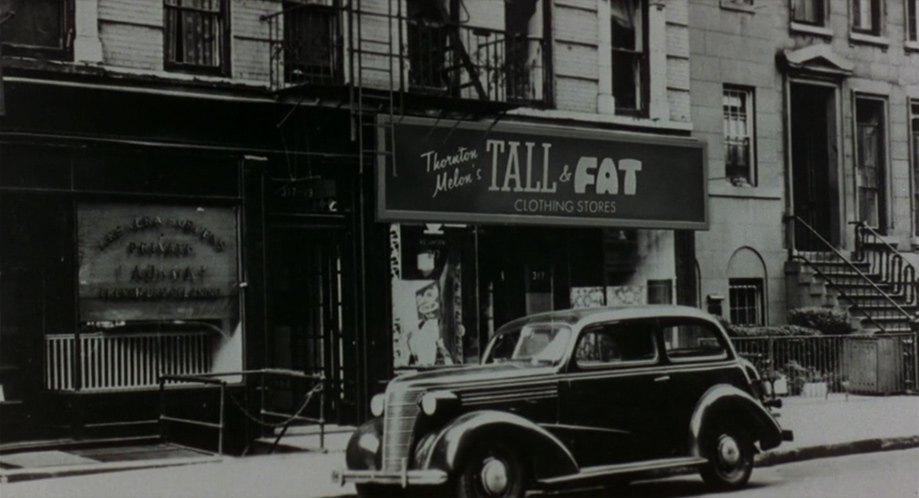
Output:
[{"xmin": 332, "ymin": 468, "xmax": 449, "ymax": 488}]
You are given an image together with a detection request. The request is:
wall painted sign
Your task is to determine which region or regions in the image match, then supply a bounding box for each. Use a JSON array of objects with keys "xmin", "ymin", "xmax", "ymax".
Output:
[{"xmin": 377, "ymin": 116, "xmax": 707, "ymax": 229}]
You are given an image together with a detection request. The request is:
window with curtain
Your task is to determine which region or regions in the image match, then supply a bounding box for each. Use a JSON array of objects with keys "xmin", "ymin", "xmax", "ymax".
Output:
[
  {"xmin": 852, "ymin": 0, "xmax": 882, "ymax": 35},
  {"xmin": 723, "ymin": 86, "xmax": 756, "ymax": 186},
  {"xmin": 791, "ymin": 0, "xmax": 825, "ymax": 26},
  {"xmin": 164, "ymin": 0, "xmax": 228, "ymax": 74},
  {"xmin": 855, "ymin": 97, "xmax": 887, "ymax": 230},
  {"xmin": 610, "ymin": 0, "xmax": 644, "ymax": 114}
]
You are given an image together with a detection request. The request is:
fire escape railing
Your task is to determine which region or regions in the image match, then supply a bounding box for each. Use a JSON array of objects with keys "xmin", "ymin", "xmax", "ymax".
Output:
[
  {"xmin": 853, "ymin": 221, "xmax": 919, "ymax": 310},
  {"xmin": 262, "ymin": 3, "xmax": 550, "ymax": 106},
  {"xmin": 788, "ymin": 216, "xmax": 914, "ymax": 333}
]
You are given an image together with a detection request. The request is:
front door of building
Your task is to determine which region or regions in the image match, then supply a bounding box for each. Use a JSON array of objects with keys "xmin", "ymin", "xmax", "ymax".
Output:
[
  {"xmin": 266, "ymin": 224, "xmax": 354, "ymax": 423},
  {"xmin": 790, "ymin": 83, "xmax": 840, "ymax": 250}
]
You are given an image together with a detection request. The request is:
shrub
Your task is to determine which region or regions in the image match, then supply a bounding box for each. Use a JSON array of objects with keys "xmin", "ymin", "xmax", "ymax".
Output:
[
  {"xmin": 788, "ymin": 307, "xmax": 853, "ymax": 335},
  {"xmin": 727, "ymin": 324, "xmax": 821, "ymax": 338}
]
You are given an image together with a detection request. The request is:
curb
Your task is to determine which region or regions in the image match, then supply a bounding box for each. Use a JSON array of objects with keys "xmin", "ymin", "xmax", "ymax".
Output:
[
  {"xmin": 0, "ymin": 455, "xmax": 223, "ymax": 484},
  {"xmin": 755, "ymin": 435, "xmax": 919, "ymax": 467}
]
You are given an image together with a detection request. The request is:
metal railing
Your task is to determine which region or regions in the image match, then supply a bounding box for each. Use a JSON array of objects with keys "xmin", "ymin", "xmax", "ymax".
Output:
[
  {"xmin": 158, "ymin": 369, "xmax": 325, "ymax": 456},
  {"xmin": 787, "ymin": 215, "xmax": 914, "ymax": 333},
  {"xmin": 733, "ymin": 333, "xmax": 917, "ymax": 396},
  {"xmin": 853, "ymin": 221, "xmax": 919, "ymax": 308}
]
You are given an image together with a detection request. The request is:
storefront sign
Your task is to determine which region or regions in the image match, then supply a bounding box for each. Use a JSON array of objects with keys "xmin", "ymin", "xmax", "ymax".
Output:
[
  {"xmin": 77, "ymin": 204, "xmax": 239, "ymax": 322},
  {"xmin": 377, "ymin": 117, "xmax": 707, "ymax": 229}
]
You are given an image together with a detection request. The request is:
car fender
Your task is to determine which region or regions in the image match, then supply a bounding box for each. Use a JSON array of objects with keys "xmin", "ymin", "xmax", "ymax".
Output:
[
  {"xmin": 689, "ymin": 384, "xmax": 784, "ymax": 455},
  {"xmin": 415, "ymin": 410, "xmax": 579, "ymax": 479},
  {"xmin": 345, "ymin": 417, "xmax": 384, "ymax": 470}
]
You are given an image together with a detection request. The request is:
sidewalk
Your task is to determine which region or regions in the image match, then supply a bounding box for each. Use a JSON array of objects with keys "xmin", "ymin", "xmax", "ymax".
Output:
[{"xmin": 2, "ymin": 394, "xmax": 917, "ymax": 498}]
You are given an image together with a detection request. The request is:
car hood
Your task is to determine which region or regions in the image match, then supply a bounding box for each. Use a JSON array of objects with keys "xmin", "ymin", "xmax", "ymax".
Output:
[{"xmin": 390, "ymin": 362, "xmax": 557, "ymax": 391}]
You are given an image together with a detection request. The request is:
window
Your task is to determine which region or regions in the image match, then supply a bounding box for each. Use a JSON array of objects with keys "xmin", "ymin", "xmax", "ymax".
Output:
[
  {"xmin": 855, "ymin": 97, "xmax": 888, "ymax": 229},
  {"xmin": 611, "ymin": 0, "xmax": 645, "ymax": 114},
  {"xmin": 662, "ymin": 319, "xmax": 728, "ymax": 362},
  {"xmin": 721, "ymin": 0, "xmax": 754, "ymax": 9},
  {"xmin": 164, "ymin": 0, "xmax": 229, "ymax": 74},
  {"xmin": 911, "ymin": 102, "xmax": 919, "ymax": 233},
  {"xmin": 791, "ymin": 0, "xmax": 826, "ymax": 25},
  {"xmin": 0, "ymin": 0, "xmax": 72, "ymax": 58},
  {"xmin": 575, "ymin": 320, "xmax": 657, "ymax": 367},
  {"xmin": 281, "ymin": 2, "xmax": 341, "ymax": 86},
  {"xmin": 723, "ymin": 86, "xmax": 756, "ymax": 186},
  {"xmin": 852, "ymin": 0, "xmax": 882, "ymax": 35},
  {"xmin": 909, "ymin": 0, "xmax": 918, "ymax": 41},
  {"xmin": 729, "ymin": 278, "xmax": 764, "ymax": 326}
]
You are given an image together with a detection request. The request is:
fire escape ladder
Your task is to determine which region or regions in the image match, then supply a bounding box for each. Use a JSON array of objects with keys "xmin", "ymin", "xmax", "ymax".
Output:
[
  {"xmin": 432, "ymin": 1, "xmax": 487, "ymax": 100},
  {"xmin": 789, "ymin": 216, "xmax": 917, "ymax": 334}
]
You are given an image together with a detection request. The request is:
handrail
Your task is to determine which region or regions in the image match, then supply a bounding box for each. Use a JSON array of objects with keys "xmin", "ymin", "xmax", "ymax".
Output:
[
  {"xmin": 789, "ymin": 216, "xmax": 915, "ymax": 328},
  {"xmin": 852, "ymin": 221, "xmax": 919, "ymax": 307}
]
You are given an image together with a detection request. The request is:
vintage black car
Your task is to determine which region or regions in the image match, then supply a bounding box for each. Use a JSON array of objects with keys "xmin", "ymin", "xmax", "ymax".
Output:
[{"xmin": 334, "ymin": 306, "xmax": 792, "ymax": 497}]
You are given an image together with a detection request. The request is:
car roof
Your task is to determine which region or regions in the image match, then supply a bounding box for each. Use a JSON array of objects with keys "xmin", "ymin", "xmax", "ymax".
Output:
[{"xmin": 495, "ymin": 305, "xmax": 720, "ymax": 333}]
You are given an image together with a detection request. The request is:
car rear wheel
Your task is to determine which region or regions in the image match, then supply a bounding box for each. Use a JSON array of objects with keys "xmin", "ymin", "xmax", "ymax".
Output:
[
  {"xmin": 700, "ymin": 424, "xmax": 754, "ymax": 490},
  {"xmin": 455, "ymin": 441, "xmax": 527, "ymax": 498}
]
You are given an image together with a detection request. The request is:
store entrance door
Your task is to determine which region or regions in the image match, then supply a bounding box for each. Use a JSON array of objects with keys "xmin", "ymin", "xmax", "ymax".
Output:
[{"xmin": 266, "ymin": 223, "xmax": 354, "ymax": 424}]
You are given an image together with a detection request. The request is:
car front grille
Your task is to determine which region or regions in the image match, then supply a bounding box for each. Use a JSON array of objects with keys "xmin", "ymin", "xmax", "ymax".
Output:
[{"xmin": 381, "ymin": 385, "xmax": 422, "ymax": 472}]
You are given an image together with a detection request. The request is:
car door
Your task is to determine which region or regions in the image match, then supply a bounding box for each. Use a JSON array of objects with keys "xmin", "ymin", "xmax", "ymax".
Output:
[
  {"xmin": 557, "ymin": 318, "xmax": 671, "ymax": 467},
  {"xmin": 658, "ymin": 317, "xmax": 749, "ymax": 455}
]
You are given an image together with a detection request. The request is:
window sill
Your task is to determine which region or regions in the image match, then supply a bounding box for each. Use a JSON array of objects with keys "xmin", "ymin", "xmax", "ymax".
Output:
[
  {"xmin": 789, "ymin": 22, "xmax": 833, "ymax": 38},
  {"xmin": 720, "ymin": 0, "xmax": 755, "ymax": 14},
  {"xmin": 508, "ymin": 107, "xmax": 694, "ymax": 132},
  {"xmin": 905, "ymin": 40, "xmax": 919, "ymax": 53},
  {"xmin": 709, "ymin": 182, "xmax": 782, "ymax": 200},
  {"xmin": 849, "ymin": 31, "xmax": 889, "ymax": 48}
]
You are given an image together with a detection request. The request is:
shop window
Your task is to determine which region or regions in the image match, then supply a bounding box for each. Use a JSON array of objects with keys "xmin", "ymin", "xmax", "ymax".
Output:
[
  {"xmin": 646, "ymin": 279, "xmax": 673, "ymax": 305},
  {"xmin": 0, "ymin": 0, "xmax": 72, "ymax": 59},
  {"xmin": 164, "ymin": 0, "xmax": 229, "ymax": 75},
  {"xmin": 911, "ymin": 102, "xmax": 919, "ymax": 234},
  {"xmin": 791, "ymin": 0, "xmax": 826, "ymax": 26},
  {"xmin": 610, "ymin": 0, "xmax": 645, "ymax": 115},
  {"xmin": 852, "ymin": 0, "xmax": 882, "ymax": 35},
  {"xmin": 909, "ymin": 0, "xmax": 918, "ymax": 42},
  {"xmin": 729, "ymin": 278, "xmax": 764, "ymax": 326},
  {"xmin": 855, "ymin": 97, "xmax": 888, "ymax": 230},
  {"xmin": 662, "ymin": 319, "xmax": 728, "ymax": 362},
  {"xmin": 65, "ymin": 203, "xmax": 242, "ymax": 392},
  {"xmin": 723, "ymin": 86, "xmax": 756, "ymax": 186},
  {"xmin": 390, "ymin": 224, "xmax": 478, "ymax": 369}
]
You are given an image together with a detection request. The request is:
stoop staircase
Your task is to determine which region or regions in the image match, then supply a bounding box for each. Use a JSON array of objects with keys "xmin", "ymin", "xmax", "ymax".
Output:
[{"xmin": 786, "ymin": 216, "xmax": 919, "ymax": 334}]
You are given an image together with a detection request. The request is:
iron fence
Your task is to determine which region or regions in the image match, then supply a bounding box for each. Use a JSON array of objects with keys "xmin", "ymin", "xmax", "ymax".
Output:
[{"xmin": 732, "ymin": 333, "xmax": 917, "ymax": 397}]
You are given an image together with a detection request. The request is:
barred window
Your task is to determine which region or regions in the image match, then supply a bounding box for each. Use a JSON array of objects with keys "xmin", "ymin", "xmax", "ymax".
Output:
[
  {"xmin": 791, "ymin": 0, "xmax": 825, "ymax": 26},
  {"xmin": 164, "ymin": 0, "xmax": 228, "ymax": 74},
  {"xmin": 729, "ymin": 278, "xmax": 764, "ymax": 326},
  {"xmin": 0, "ymin": 0, "xmax": 71, "ymax": 58},
  {"xmin": 723, "ymin": 86, "xmax": 756, "ymax": 186}
]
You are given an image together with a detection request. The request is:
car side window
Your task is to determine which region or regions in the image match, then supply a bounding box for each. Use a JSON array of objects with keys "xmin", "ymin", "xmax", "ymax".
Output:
[
  {"xmin": 662, "ymin": 320, "xmax": 728, "ymax": 362},
  {"xmin": 575, "ymin": 320, "xmax": 658, "ymax": 368}
]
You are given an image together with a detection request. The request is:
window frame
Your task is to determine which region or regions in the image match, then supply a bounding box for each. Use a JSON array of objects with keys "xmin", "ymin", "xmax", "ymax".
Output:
[
  {"xmin": 853, "ymin": 94, "xmax": 890, "ymax": 231},
  {"xmin": 851, "ymin": 0, "xmax": 884, "ymax": 36},
  {"xmin": 909, "ymin": 100, "xmax": 919, "ymax": 235},
  {"xmin": 573, "ymin": 319, "xmax": 660, "ymax": 370},
  {"xmin": 163, "ymin": 0, "xmax": 231, "ymax": 76},
  {"xmin": 0, "ymin": 0, "xmax": 74, "ymax": 60},
  {"xmin": 907, "ymin": 0, "xmax": 919, "ymax": 43},
  {"xmin": 790, "ymin": 0, "xmax": 828, "ymax": 27},
  {"xmin": 728, "ymin": 278, "xmax": 765, "ymax": 326},
  {"xmin": 722, "ymin": 85, "xmax": 757, "ymax": 187},
  {"xmin": 609, "ymin": 0, "xmax": 649, "ymax": 117}
]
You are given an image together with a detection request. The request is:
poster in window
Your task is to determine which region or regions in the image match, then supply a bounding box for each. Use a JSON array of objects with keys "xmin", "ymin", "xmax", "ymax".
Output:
[{"xmin": 77, "ymin": 203, "xmax": 239, "ymax": 323}]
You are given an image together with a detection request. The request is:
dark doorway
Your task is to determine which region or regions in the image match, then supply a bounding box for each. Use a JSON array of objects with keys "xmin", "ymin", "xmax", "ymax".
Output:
[
  {"xmin": 790, "ymin": 83, "xmax": 839, "ymax": 250},
  {"xmin": 265, "ymin": 223, "xmax": 354, "ymax": 423}
]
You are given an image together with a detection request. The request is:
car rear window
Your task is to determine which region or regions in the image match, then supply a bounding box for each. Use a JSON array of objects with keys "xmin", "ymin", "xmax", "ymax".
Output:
[{"xmin": 662, "ymin": 320, "xmax": 728, "ymax": 362}]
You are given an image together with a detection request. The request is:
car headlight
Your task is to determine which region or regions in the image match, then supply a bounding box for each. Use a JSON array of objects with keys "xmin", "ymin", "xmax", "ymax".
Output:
[
  {"xmin": 419, "ymin": 390, "xmax": 458, "ymax": 416},
  {"xmin": 370, "ymin": 393, "xmax": 386, "ymax": 417}
]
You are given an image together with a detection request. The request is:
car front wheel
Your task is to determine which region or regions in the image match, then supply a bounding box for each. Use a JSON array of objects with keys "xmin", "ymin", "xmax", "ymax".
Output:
[
  {"xmin": 700, "ymin": 424, "xmax": 754, "ymax": 490},
  {"xmin": 455, "ymin": 441, "xmax": 527, "ymax": 498}
]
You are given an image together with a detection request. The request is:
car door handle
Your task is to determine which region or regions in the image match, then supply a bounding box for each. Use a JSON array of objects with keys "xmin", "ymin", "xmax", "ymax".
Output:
[{"xmin": 654, "ymin": 375, "xmax": 671, "ymax": 382}]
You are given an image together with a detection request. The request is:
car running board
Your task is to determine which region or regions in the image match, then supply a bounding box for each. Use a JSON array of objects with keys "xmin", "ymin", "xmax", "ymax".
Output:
[{"xmin": 537, "ymin": 456, "xmax": 708, "ymax": 486}]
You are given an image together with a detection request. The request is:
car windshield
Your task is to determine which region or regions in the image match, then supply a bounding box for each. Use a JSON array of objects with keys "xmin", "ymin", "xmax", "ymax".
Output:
[{"xmin": 483, "ymin": 323, "xmax": 573, "ymax": 366}]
